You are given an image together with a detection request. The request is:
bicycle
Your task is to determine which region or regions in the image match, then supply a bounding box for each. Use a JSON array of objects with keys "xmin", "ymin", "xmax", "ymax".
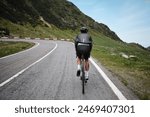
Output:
[{"xmin": 80, "ymin": 55, "xmax": 87, "ymax": 94}]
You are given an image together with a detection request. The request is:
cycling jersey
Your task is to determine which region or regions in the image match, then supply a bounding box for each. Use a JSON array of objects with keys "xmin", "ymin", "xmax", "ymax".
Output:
[{"xmin": 75, "ymin": 33, "xmax": 93, "ymax": 60}]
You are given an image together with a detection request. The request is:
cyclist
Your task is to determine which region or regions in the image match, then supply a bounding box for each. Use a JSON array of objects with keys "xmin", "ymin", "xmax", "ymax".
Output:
[{"xmin": 74, "ymin": 27, "xmax": 93, "ymax": 80}]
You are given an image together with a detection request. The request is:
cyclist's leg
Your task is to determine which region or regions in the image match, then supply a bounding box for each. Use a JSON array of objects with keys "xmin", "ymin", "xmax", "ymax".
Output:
[
  {"xmin": 85, "ymin": 59, "xmax": 89, "ymax": 71},
  {"xmin": 84, "ymin": 59, "xmax": 89, "ymax": 80},
  {"xmin": 77, "ymin": 57, "xmax": 81, "ymax": 71},
  {"xmin": 84, "ymin": 53, "xmax": 90, "ymax": 80},
  {"xmin": 84, "ymin": 52, "xmax": 90, "ymax": 70},
  {"xmin": 77, "ymin": 57, "xmax": 81, "ymax": 65},
  {"xmin": 76, "ymin": 52, "xmax": 81, "ymax": 77}
]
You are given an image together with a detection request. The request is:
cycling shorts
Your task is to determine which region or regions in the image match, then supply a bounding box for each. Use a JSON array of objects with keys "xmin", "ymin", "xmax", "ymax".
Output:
[{"xmin": 76, "ymin": 43, "xmax": 91, "ymax": 60}]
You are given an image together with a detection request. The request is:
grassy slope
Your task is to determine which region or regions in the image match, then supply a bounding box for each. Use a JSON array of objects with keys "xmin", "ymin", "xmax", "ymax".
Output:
[
  {"xmin": 0, "ymin": 18, "xmax": 76, "ymax": 39},
  {"xmin": 0, "ymin": 18, "xmax": 150, "ymax": 99},
  {"xmin": 92, "ymin": 33, "xmax": 150, "ymax": 99}
]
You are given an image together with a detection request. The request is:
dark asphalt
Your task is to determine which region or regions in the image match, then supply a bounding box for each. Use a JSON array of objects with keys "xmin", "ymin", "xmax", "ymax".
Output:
[{"xmin": 0, "ymin": 39, "xmax": 138, "ymax": 100}]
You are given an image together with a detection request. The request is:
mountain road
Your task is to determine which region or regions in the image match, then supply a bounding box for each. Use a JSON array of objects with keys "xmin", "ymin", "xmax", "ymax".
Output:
[{"xmin": 0, "ymin": 39, "xmax": 138, "ymax": 100}]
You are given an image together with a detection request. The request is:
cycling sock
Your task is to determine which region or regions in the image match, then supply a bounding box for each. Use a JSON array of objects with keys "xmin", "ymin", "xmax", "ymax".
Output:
[
  {"xmin": 85, "ymin": 71, "xmax": 89, "ymax": 77},
  {"xmin": 77, "ymin": 64, "xmax": 81, "ymax": 70}
]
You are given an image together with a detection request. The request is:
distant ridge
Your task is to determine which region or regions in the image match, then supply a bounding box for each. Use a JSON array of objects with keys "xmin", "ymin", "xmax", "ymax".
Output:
[
  {"xmin": 147, "ymin": 46, "xmax": 150, "ymax": 51},
  {"xmin": 129, "ymin": 43, "xmax": 146, "ymax": 50},
  {"xmin": 0, "ymin": 0, "xmax": 121, "ymax": 41}
]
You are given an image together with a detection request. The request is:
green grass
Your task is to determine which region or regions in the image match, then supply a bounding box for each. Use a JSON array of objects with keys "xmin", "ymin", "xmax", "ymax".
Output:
[
  {"xmin": 92, "ymin": 35, "xmax": 150, "ymax": 99},
  {"xmin": 0, "ymin": 41, "xmax": 34, "ymax": 57},
  {"xmin": 0, "ymin": 18, "xmax": 77, "ymax": 39}
]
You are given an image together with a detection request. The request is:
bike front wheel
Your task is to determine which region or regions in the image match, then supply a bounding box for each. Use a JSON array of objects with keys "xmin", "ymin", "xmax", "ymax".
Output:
[{"xmin": 82, "ymin": 76, "xmax": 85, "ymax": 94}]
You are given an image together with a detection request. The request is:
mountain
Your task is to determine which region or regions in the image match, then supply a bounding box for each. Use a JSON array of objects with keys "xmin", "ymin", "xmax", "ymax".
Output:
[
  {"xmin": 129, "ymin": 43, "xmax": 146, "ymax": 50},
  {"xmin": 0, "ymin": 0, "xmax": 121, "ymax": 41},
  {"xmin": 0, "ymin": 0, "xmax": 150, "ymax": 100},
  {"xmin": 147, "ymin": 46, "xmax": 150, "ymax": 51}
]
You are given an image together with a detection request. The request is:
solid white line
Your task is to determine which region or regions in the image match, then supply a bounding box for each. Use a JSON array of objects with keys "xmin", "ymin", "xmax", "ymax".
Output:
[
  {"xmin": 0, "ymin": 41, "xmax": 39, "ymax": 60},
  {"xmin": 89, "ymin": 57, "xmax": 127, "ymax": 100},
  {"xmin": 0, "ymin": 43, "xmax": 57, "ymax": 87}
]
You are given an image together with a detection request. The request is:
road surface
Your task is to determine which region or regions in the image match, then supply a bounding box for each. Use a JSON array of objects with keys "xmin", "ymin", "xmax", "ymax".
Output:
[{"xmin": 0, "ymin": 39, "xmax": 138, "ymax": 100}]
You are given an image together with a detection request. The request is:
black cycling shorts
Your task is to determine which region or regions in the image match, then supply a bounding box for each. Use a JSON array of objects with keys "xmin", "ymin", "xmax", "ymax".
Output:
[{"xmin": 76, "ymin": 43, "xmax": 91, "ymax": 60}]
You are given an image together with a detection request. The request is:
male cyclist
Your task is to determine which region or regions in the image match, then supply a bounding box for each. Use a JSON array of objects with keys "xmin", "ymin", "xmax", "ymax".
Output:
[{"xmin": 74, "ymin": 27, "xmax": 93, "ymax": 80}]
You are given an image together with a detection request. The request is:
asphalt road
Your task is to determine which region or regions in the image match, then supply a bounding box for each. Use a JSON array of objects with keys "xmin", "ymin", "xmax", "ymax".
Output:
[{"xmin": 0, "ymin": 39, "xmax": 138, "ymax": 100}]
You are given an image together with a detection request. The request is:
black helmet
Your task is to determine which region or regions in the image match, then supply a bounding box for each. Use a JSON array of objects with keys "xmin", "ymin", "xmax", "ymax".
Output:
[{"xmin": 80, "ymin": 27, "xmax": 88, "ymax": 33}]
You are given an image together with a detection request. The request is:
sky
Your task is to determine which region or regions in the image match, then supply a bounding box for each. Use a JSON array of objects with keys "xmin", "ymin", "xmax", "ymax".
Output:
[{"xmin": 68, "ymin": 0, "xmax": 150, "ymax": 47}]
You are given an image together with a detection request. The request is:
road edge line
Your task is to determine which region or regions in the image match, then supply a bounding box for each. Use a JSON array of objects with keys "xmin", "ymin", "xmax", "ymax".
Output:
[
  {"xmin": 0, "ymin": 43, "xmax": 57, "ymax": 87},
  {"xmin": 89, "ymin": 57, "xmax": 127, "ymax": 100}
]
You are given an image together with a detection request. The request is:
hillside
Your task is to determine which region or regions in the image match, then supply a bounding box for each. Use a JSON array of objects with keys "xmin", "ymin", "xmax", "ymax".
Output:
[
  {"xmin": 129, "ymin": 43, "xmax": 147, "ymax": 50},
  {"xmin": 0, "ymin": 0, "xmax": 150, "ymax": 99},
  {"xmin": 0, "ymin": 0, "xmax": 120, "ymax": 41}
]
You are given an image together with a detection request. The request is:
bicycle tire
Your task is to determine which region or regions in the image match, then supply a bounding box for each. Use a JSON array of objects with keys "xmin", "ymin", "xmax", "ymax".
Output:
[
  {"xmin": 82, "ymin": 76, "xmax": 85, "ymax": 94},
  {"xmin": 81, "ymin": 61, "xmax": 85, "ymax": 94}
]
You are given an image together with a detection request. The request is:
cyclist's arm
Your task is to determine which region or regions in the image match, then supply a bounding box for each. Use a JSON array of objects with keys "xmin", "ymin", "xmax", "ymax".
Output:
[
  {"xmin": 74, "ymin": 36, "xmax": 79, "ymax": 51},
  {"xmin": 89, "ymin": 36, "xmax": 93, "ymax": 51}
]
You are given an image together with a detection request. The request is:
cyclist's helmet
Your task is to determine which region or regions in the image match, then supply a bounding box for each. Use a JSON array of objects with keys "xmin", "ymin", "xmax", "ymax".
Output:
[{"xmin": 80, "ymin": 27, "xmax": 88, "ymax": 33}]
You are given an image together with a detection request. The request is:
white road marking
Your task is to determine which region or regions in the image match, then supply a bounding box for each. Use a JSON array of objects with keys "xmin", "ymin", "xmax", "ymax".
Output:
[
  {"xmin": 89, "ymin": 57, "xmax": 127, "ymax": 100},
  {"xmin": 0, "ymin": 43, "xmax": 57, "ymax": 87},
  {"xmin": 0, "ymin": 41, "xmax": 39, "ymax": 60},
  {"xmin": 71, "ymin": 42, "xmax": 127, "ymax": 100}
]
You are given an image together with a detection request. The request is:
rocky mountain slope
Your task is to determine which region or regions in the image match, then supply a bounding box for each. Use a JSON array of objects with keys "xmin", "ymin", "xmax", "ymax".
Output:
[{"xmin": 0, "ymin": 0, "xmax": 121, "ymax": 41}]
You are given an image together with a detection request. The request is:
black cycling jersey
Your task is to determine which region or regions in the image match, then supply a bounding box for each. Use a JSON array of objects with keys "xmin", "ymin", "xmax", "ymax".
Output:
[
  {"xmin": 75, "ymin": 33, "xmax": 92, "ymax": 51},
  {"xmin": 74, "ymin": 32, "xmax": 93, "ymax": 59}
]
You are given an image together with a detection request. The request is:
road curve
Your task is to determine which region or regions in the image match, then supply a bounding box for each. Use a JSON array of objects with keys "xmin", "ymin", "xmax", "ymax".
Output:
[{"xmin": 0, "ymin": 39, "xmax": 138, "ymax": 100}]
